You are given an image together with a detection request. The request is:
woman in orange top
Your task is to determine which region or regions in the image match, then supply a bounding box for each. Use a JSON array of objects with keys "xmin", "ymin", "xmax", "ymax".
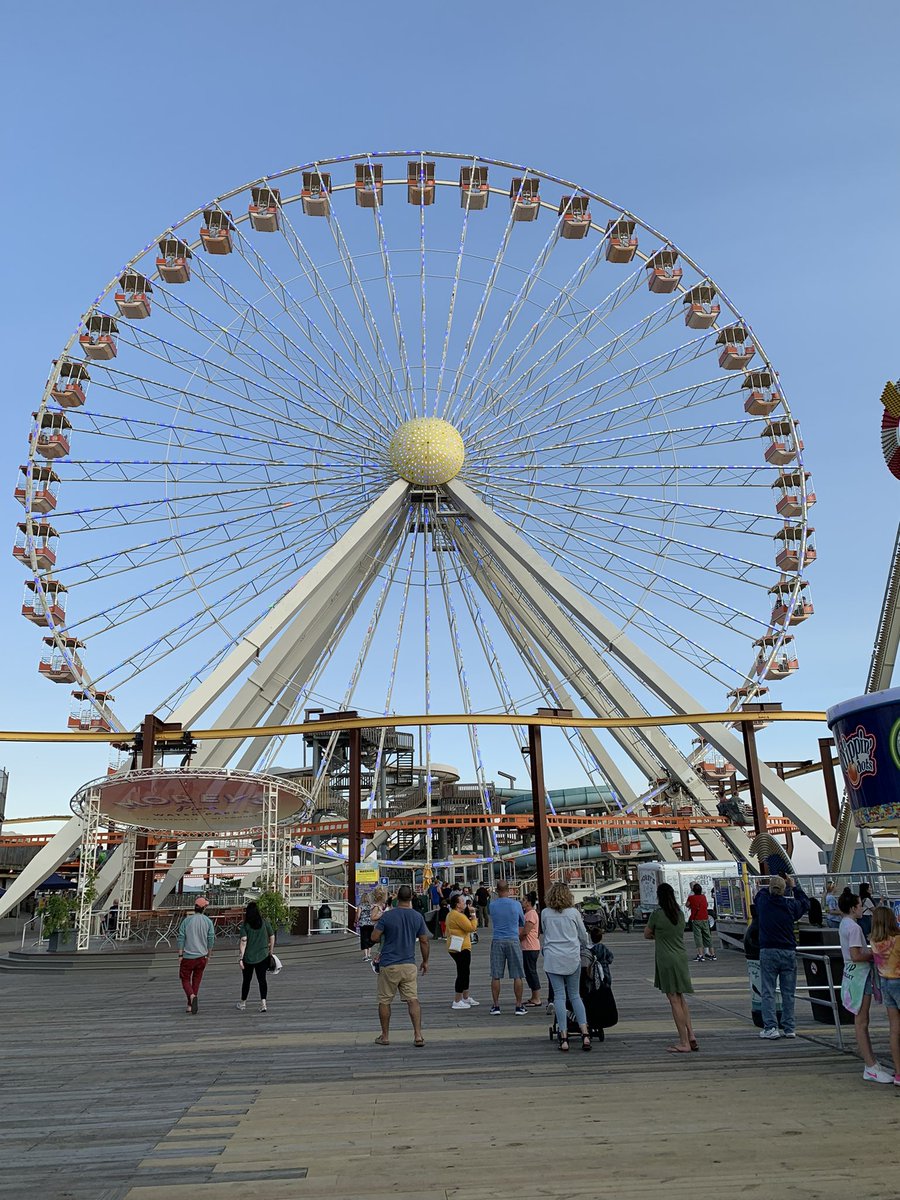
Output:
[{"xmin": 520, "ymin": 892, "xmax": 543, "ymax": 1006}]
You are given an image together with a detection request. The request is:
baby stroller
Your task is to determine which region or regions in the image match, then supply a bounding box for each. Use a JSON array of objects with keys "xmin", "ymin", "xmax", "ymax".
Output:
[{"xmin": 548, "ymin": 948, "xmax": 618, "ymax": 1043}]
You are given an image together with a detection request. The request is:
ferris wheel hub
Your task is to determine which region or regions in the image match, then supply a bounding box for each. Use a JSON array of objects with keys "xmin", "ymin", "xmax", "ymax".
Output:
[{"xmin": 388, "ymin": 417, "xmax": 465, "ymax": 486}]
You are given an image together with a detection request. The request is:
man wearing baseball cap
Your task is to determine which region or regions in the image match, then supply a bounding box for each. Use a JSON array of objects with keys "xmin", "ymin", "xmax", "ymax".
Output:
[{"xmin": 177, "ymin": 897, "xmax": 215, "ymax": 1014}]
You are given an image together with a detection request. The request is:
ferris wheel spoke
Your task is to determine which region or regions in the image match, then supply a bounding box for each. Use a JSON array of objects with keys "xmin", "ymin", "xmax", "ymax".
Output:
[
  {"xmin": 480, "ymin": 495, "xmax": 772, "ymax": 633},
  {"xmin": 430, "ymin": 509, "xmax": 498, "ymax": 838},
  {"xmin": 473, "ymin": 257, "xmax": 646, "ymax": 432},
  {"xmin": 489, "ymin": 472, "xmax": 778, "ymax": 536},
  {"xmin": 48, "ymin": 477, "xmax": 365, "ymax": 535},
  {"xmin": 441, "ymin": 191, "xmax": 519, "ymax": 424},
  {"xmin": 488, "ymin": 486, "xmax": 778, "ymax": 587},
  {"xmin": 434, "ymin": 159, "xmax": 479, "ymax": 415},
  {"xmin": 466, "ymin": 519, "xmax": 747, "ymax": 687},
  {"xmin": 477, "ymin": 462, "xmax": 776, "ymax": 487},
  {"xmin": 266, "ymin": 208, "xmax": 401, "ymax": 429},
  {"xmin": 65, "ymin": 509, "xmax": 352, "ymax": 642},
  {"xmin": 84, "ymin": 360, "xmax": 361, "ymax": 450},
  {"xmin": 452, "ymin": 213, "xmax": 563, "ymax": 430},
  {"xmin": 364, "ymin": 159, "xmax": 416, "ymax": 417},
  {"xmin": 322, "ymin": 195, "xmax": 406, "ymax": 421},
  {"xmin": 151, "ymin": 259, "xmax": 388, "ymax": 438},
  {"xmin": 467, "ymin": 304, "xmax": 700, "ymax": 452}
]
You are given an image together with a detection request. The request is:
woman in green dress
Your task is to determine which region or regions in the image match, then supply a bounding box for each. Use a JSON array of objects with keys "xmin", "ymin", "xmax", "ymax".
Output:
[{"xmin": 644, "ymin": 882, "xmax": 698, "ymax": 1053}]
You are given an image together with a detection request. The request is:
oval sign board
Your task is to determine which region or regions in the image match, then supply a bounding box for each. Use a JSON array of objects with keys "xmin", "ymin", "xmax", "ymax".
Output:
[{"xmin": 71, "ymin": 768, "xmax": 314, "ymax": 833}]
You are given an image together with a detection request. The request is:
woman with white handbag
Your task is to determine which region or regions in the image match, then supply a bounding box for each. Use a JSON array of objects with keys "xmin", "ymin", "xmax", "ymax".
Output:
[{"xmin": 446, "ymin": 894, "xmax": 479, "ymax": 1010}]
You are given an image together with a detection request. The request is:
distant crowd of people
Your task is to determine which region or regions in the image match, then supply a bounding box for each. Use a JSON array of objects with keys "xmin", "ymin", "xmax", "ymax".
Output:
[{"xmin": 170, "ymin": 871, "xmax": 900, "ymax": 1085}]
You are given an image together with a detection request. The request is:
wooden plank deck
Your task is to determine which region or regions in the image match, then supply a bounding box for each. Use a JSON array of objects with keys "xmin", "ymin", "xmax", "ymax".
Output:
[{"xmin": 1, "ymin": 932, "xmax": 896, "ymax": 1200}]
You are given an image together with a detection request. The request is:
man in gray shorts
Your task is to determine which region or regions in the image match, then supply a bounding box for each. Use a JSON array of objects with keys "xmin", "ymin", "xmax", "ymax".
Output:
[{"xmin": 488, "ymin": 880, "xmax": 527, "ymax": 1016}]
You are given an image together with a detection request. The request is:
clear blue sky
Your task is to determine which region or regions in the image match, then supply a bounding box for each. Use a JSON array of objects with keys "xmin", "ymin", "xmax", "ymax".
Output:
[{"xmin": 1, "ymin": 1, "xmax": 899, "ymax": 837}]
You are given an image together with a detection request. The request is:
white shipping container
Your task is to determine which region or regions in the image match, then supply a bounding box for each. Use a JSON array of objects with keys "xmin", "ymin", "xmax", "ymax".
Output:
[{"xmin": 638, "ymin": 861, "xmax": 738, "ymax": 912}]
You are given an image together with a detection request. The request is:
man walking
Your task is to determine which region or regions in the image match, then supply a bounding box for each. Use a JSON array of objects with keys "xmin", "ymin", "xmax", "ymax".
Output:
[
  {"xmin": 755, "ymin": 874, "xmax": 809, "ymax": 1040},
  {"xmin": 475, "ymin": 881, "xmax": 490, "ymax": 928},
  {"xmin": 488, "ymin": 880, "xmax": 527, "ymax": 1016},
  {"xmin": 177, "ymin": 896, "xmax": 215, "ymax": 1014},
  {"xmin": 371, "ymin": 884, "xmax": 429, "ymax": 1047}
]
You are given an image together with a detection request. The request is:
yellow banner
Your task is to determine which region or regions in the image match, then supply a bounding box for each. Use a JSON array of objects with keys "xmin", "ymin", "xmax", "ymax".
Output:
[{"xmin": 355, "ymin": 864, "xmax": 379, "ymax": 884}]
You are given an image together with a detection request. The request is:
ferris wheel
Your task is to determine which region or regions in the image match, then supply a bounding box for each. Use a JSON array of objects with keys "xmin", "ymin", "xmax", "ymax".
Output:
[{"xmin": 15, "ymin": 150, "xmax": 825, "ymax": 850}]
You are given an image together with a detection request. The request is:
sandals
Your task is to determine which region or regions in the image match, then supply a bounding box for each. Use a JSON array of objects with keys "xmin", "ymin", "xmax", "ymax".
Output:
[
  {"xmin": 558, "ymin": 1036, "xmax": 570, "ymax": 1053},
  {"xmin": 581, "ymin": 1034, "xmax": 592, "ymax": 1052},
  {"xmin": 666, "ymin": 1044, "xmax": 692, "ymax": 1054},
  {"xmin": 689, "ymin": 1038, "xmax": 699, "ymax": 1052},
  {"xmin": 414, "ymin": 1037, "xmax": 425, "ymax": 1048},
  {"xmin": 373, "ymin": 1035, "xmax": 390, "ymax": 1046}
]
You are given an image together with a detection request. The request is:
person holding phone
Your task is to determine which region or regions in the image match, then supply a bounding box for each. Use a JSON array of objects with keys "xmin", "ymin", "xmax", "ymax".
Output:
[{"xmin": 446, "ymin": 894, "xmax": 479, "ymax": 1009}]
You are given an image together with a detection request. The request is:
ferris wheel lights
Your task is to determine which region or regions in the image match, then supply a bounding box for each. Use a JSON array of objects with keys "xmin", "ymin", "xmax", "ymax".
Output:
[
  {"xmin": 459, "ymin": 165, "xmax": 489, "ymax": 209},
  {"xmin": 79, "ymin": 313, "xmax": 118, "ymax": 360},
  {"xmin": 389, "ymin": 418, "xmax": 465, "ymax": 486},
  {"xmin": 646, "ymin": 247, "xmax": 683, "ymax": 293},
  {"xmin": 50, "ymin": 360, "xmax": 89, "ymax": 409},
  {"xmin": 355, "ymin": 162, "xmax": 383, "ymax": 208},
  {"xmin": 558, "ymin": 195, "xmax": 591, "ymax": 239},
  {"xmin": 249, "ymin": 186, "xmax": 281, "ymax": 233},
  {"xmin": 407, "ymin": 160, "xmax": 436, "ymax": 205},
  {"xmin": 743, "ymin": 369, "xmax": 781, "ymax": 416},
  {"xmin": 605, "ymin": 218, "xmax": 638, "ymax": 263},
  {"xmin": 301, "ymin": 171, "xmax": 332, "ymax": 217},
  {"xmin": 200, "ymin": 208, "xmax": 234, "ymax": 254},
  {"xmin": 156, "ymin": 237, "xmax": 192, "ymax": 284},
  {"xmin": 510, "ymin": 176, "xmax": 540, "ymax": 221},
  {"xmin": 115, "ymin": 273, "xmax": 153, "ymax": 320},
  {"xmin": 683, "ymin": 281, "xmax": 720, "ymax": 329}
]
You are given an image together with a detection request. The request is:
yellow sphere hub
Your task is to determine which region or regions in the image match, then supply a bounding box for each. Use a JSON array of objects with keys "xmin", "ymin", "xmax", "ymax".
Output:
[{"xmin": 388, "ymin": 417, "xmax": 465, "ymax": 486}]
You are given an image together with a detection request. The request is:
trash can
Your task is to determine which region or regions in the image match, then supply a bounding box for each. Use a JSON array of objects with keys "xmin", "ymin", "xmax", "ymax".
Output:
[
  {"xmin": 291, "ymin": 906, "xmax": 310, "ymax": 936},
  {"xmin": 317, "ymin": 902, "xmax": 333, "ymax": 935},
  {"xmin": 801, "ymin": 950, "xmax": 854, "ymax": 1025}
]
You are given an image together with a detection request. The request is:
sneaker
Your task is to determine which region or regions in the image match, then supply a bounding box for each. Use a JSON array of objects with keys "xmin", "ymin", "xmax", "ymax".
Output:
[
  {"xmin": 259, "ymin": 1001, "xmax": 267, "ymax": 1014},
  {"xmin": 759, "ymin": 1028, "xmax": 781, "ymax": 1039},
  {"xmin": 695, "ymin": 955, "xmax": 704, "ymax": 963},
  {"xmin": 894, "ymin": 1075, "xmax": 900, "ymax": 1087},
  {"xmin": 451, "ymin": 1000, "xmax": 469, "ymax": 1010},
  {"xmin": 490, "ymin": 1005, "xmax": 501, "ymax": 1015},
  {"xmin": 514, "ymin": 1006, "xmax": 528, "ymax": 1016},
  {"xmin": 235, "ymin": 1001, "xmax": 246, "ymax": 1012},
  {"xmin": 863, "ymin": 1063, "xmax": 894, "ymax": 1084},
  {"xmin": 465, "ymin": 997, "xmax": 480, "ymax": 1007},
  {"xmin": 707, "ymin": 955, "xmax": 717, "ymax": 962},
  {"xmin": 782, "ymin": 1031, "xmax": 797, "ymax": 1039}
]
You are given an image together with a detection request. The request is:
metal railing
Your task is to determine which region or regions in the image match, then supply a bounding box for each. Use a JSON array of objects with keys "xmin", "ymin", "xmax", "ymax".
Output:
[{"xmin": 794, "ymin": 949, "xmax": 847, "ymax": 1051}]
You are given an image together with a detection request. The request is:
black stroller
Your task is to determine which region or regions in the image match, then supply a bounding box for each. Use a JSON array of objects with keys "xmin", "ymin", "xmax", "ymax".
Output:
[{"xmin": 549, "ymin": 949, "xmax": 618, "ymax": 1043}]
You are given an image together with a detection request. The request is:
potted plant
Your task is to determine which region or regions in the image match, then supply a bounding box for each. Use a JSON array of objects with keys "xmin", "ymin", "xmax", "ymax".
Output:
[
  {"xmin": 256, "ymin": 889, "xmax": 291, "ymax": 932},
  {"xmin": 42, "ymin": 893, "xmax": 76, "ymax": 952}
]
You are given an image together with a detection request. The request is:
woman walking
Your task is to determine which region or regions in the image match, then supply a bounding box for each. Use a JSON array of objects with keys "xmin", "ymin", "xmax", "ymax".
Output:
[
  {"xmin": 645, "ymin": 882, "xmax": 697, "ymax": 1053},
  {"xmin": 357, "ymin": 891, "xmax": 375, "ymax": 963},
  {"xmin": 541, "ymin": 882, "xmax": 592, "ymax": 1052},
  {"xmin": 520, "ymin": 893, "xmax": 543, "ymax": 1007},
  {"xmin": 446, "ymin": 894, "xmax": 479, "ymax": 1009},
  {"xmin": 236, "ymin": 901, "xmax": 275, "ymax": 1013}
]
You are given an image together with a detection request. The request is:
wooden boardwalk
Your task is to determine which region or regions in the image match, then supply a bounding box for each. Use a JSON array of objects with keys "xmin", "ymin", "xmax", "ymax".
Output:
[{"xmin": 1, "ymin": 932, "xmax": 896, "ymax": 1200}]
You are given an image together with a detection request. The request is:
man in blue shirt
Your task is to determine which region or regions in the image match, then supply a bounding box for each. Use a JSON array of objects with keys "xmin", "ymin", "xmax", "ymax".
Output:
[
  {"xmin": 488, "ymin": 880, "xmax": 527, "ymax": 1016},
  {"xmin": 371, "ymin": 884, "xmax": 430, "ymax": 1046},
  {"xmin": 756, "ymin": 874, "xmax": 809, "ymax": 1040}
]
